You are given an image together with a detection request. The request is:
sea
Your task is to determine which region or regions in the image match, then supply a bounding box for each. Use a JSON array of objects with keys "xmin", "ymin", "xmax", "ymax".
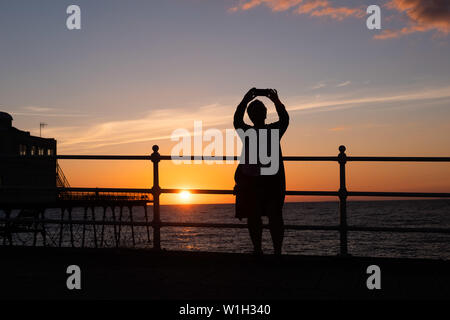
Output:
[{"xmin": 3, "ymin": 199, "xmax": 450, "ymax": 260}]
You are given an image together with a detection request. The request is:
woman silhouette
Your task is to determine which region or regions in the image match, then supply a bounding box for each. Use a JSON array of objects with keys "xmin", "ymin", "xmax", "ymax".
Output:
[{"xmin": 233, "ymin": 88, "xmax": 289, "ymax": 255}]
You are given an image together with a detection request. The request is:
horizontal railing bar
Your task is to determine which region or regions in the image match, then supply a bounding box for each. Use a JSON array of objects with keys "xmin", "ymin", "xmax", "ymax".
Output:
[
  {"xmin": 0, "ymin": 187, "xmax": 335, "ymax": 196},
  {"xmin": 286, "ymin": 191, "xmax": 338, "ymax": 196},
  {"xmin": 0, "ymin": 219, "xmax": 335, "ymax": 230},
  {"xmin": 1, "ymin": 187, "xmax": 449, "ymax": 198},
  {"xmin": 164, "ymin": 156, "xmax": 340, "ymax": 161},
  {"xmin": 160, "ymin": 188, "xmax": 234, "ymax": 195},
  {"xmin": 159, "ymin": 155, "xmax": 238, "ymax": 161},
  {"xmin": 56, "ymin": 155, "xmax": 450, "ymax": 162},
  {"xmin": 348, "ymin": 191, "xmax": 450, "ymax": 198},
  {"xmin": 1, "ymin": 219, "xmax": 449, "ymax": 235},
  {"xmin": 347, "ymin": 156, "xmax": 450, "ymax": 162},
  {"xmin": 56, "ymin": 155, "xmax": 339, "ymax": 161},
  {"xmin": 1, "ymin": 186, "xmax": 337, "ymax": 196},
  {"xmin": 0, "ymin": 155, "xmax": 152, "ymax": 160},
  {"xmin": 2, "ymin": 155, "xmax": 449, "ymax": 162},
  {"xmin": 348, "ymin": 226, "xmax": 450, "ymax": 234},
  {"xmin": 162, "ymin": 189, "xmax": 338, "ymax": 196},
  {"xmin": 283, "ymin": 156, "xmax": 339, "ymax": 161},
  {"xmin": 58, "ymin": 155, "xmax": 152, "ymax": 160}
]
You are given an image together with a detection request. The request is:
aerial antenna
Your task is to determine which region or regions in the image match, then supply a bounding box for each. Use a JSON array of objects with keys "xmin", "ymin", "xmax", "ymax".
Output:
[{"xmin": 40, "ymin": 122, "xmax": 48, "ymax": 137}]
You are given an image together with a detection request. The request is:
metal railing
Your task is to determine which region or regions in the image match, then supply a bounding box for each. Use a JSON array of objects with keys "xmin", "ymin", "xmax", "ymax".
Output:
[{"xmin": 1, "ymin": 144, "xmax": 450, "ymax": 255}]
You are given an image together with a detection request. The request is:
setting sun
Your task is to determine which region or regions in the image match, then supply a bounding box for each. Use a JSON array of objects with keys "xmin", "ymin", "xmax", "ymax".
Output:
[{"xmin": 179, "ymin": 190, "xmax": 192, "ymax": 202}]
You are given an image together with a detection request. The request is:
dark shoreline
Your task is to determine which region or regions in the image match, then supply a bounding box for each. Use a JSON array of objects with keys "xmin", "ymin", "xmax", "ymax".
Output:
[{"xmin": 1, "ymin": 246, "xmax": 449, "ymax": 300}]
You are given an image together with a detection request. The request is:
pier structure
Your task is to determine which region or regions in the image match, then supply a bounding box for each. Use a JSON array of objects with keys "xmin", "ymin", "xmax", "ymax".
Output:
[{"xmin": 0, "ymin": 112, "xmax": 153, "ymax": 248}]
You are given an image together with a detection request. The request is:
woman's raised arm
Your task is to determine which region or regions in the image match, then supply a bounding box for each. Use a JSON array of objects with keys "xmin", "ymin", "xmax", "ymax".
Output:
[
  {"xmin": 268, "ymin": 89, "xmax": 289, "ymax": 136},
  {"xmin": 234, "ymin": 88, "xmax": 256, "ymax": 130}
]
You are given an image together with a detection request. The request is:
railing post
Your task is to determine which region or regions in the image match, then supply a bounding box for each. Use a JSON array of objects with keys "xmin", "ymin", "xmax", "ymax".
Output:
[
  {"xmin": 338, "ymin": 145, "xmax": 348, "ymax": 256},
  {"xmin": 151, "ymin": 145, "xmax": 161, "ymax": 250}
]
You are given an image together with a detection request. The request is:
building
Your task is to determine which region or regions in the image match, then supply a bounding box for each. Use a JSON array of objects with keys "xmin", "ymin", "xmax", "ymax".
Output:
[{"xmin": 0, "ymin": 112, "xmax": 57, "ymax": 204}]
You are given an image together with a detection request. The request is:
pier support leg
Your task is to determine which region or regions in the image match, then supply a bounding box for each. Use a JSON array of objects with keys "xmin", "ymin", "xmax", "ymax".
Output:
[
  {"xmin": 32, "ymin": 208, "xmax": 38, "ymax": 247},
  {"xmin": 129, "ymin": 206, "xmax": 135, "ymax": 247},
  {"xmin": 3, "ymin": 209, "xmax": 12, "ymax": 246},
  {"xmin": 91, "ymin": 206, "xmax": 98, "ymax": 248},
  {"xmin": 68, "ymin": 208, "xmax": 74, "ymax": 248},
  {"xmin": 59, "ymin": 207, "xmax": 65, "ymax": 247},
  {"xmin": 117, "ymin": 206, "xmax": 123, "ymax": 246},
  {"xmin": 100, "ymin": 207, "xmax": 106, "ymax": 247},
  {"xmin": 82, "ymin": 207, "xmax": 87, "ymax": 248},
  {"xmin": 144, "ymin": 204, "xmax": 151, "ymax": 244},
  {"xmin": 41, "ymin": 209, "xmax": 46, "ymax": 247},
  {"xmin": 111, "ymin": 206, "xmax": 119, "ymax": 248}
]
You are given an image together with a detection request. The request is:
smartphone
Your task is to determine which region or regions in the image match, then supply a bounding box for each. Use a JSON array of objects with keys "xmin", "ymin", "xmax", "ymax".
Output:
[{"xmin": 253, "ymin": 88, "xmax": 270, "ymax": 96}]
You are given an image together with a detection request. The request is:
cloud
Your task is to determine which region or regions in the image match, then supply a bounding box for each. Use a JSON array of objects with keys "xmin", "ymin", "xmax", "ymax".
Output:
[
  {"xmin": 311, "ymin": 81, "xmax": 326, "ymax": 90},
  {"xmin": 229, "ymin": 0, "xmax": 303, "ymax": 12},
  {"xmin": 296, "ymin": 0, "xmax": 326, "ymax": 13},
  {"xmin": 375, "ymin": 0, "xmax": 450, "ymax": 39},
  {"xmin": 296, "ymin": 1, "xmax": 364, "ymax": 20},
  {"xmin": 287, "ymin": 85, "xmax": 450, "ymax": 113},
  {"xmin": 6, "ymin": 105, "xmax": 87, "ymax": 118},
  {"xmin": 336, "ymin": 81, "xmax": 351, "ymax": 87},
  {"xmin": 47, "ymin": 104, "xmax": 234, "ymax": 153},
  {"xmin": 230, "ymin": 0, "xmax": 364, "ymax": 20},
  {"xmin": 229, "ymin": 0, "xmax": 450, "ymax": 39},
  {"xmin": 22, "ymin": 106, "xmax": 55, "ymax": 113},
  {"xmin": 311, "ymin": 80, "xmax": 350, "ymax": 90}
]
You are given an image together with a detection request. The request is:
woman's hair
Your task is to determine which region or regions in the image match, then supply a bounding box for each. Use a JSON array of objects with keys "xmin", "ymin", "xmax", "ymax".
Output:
[{"xmin": 247, "ymin": 100, "xmax": 267, "ymax": 124}]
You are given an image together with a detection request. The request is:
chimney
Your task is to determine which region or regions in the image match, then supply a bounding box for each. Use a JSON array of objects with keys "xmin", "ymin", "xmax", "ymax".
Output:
[{"xmin": 0, "ymin": 112, "xmax": 13, "ymax": 129}]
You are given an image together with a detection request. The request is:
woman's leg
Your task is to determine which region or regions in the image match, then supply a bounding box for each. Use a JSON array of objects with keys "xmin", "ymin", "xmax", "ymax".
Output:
[
  {"xmin": 268, "ymin": 213, "xmax": 284, "ymax": 255},
  {"xmin": 247, "ymin": 215, "xmax": 263, "ymax": 254}
]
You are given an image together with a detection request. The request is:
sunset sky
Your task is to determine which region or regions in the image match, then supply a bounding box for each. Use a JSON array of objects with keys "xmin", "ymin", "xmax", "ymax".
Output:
[{"xmin": 1, "ymin": 0, "xmax": 449, "ymax": 204}]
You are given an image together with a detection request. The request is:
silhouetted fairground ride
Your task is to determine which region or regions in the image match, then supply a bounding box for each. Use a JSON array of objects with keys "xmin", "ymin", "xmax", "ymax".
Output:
[{"xmin": 0, "ymin": 145, "xmax": 449, "ymax": 256}]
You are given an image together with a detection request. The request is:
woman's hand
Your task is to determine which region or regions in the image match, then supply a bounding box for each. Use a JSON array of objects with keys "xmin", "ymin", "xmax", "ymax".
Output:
[
  {"xmin": 243, "ymin": 87, "xmax": 257, "ymax": 103},
  {"xmin": 267, "ymin": 89, "xmax": 281, "ymax": 104}
]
